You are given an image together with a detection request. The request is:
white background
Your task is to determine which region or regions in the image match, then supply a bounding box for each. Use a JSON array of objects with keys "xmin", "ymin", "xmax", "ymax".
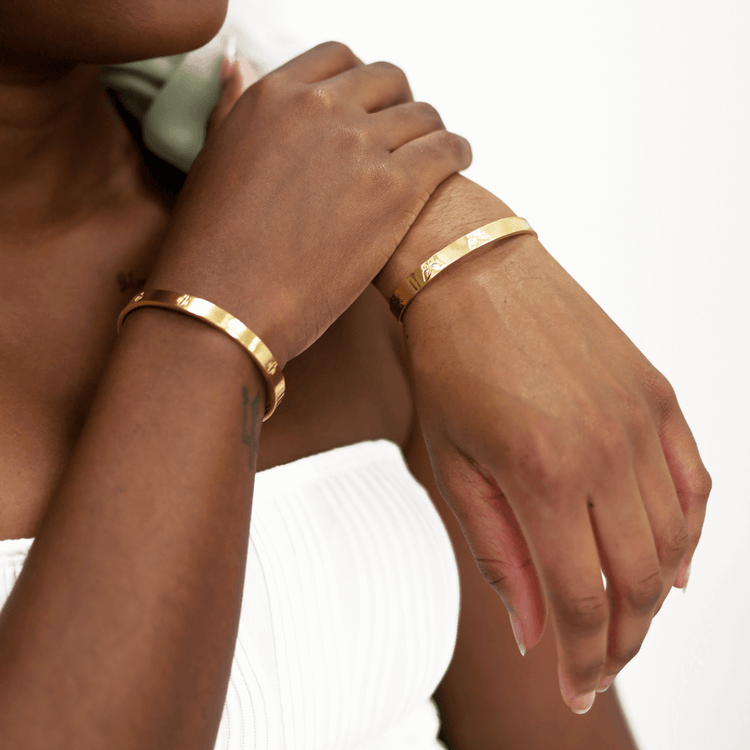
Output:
[{"xmin": 223, "ymin": 1, "xmax": 749, "ymax": 748}]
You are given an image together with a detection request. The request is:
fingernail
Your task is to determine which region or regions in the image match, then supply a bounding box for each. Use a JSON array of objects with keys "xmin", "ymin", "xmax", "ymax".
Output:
[
  {"xmin": 559, "ymin": 674, "xmax": 596, "ymax": 714},
  {"xmin": 596, "ymin": 673, "xmax": 616, "ymax": 693},
  {"xmin": 219, "ymin": 38, "xmax": 238, "ymax": 85},
  {"xmin": 682, "ymin": 562, "xmax": 692, "ymax": 593},
  {"xmin": 570, "ymin": 690, "xmax": 596, "ymax": 714},
  {"xmin": 508, "ymin": 609, "xmax": 526, "ymax": 657},
  {"xmin": 224, "ymin": 34, "xmax": 238, "ymax": 65}
]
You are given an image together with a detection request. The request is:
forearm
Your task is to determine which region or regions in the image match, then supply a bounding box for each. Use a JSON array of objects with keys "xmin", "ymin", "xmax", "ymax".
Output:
[
  {"xmin": 0, "ymin": 305, "xmax": 266, "ymax": 749},
  {"xmin": 372, "ymin": 172, "xmax": 536, "ymax": 305}
]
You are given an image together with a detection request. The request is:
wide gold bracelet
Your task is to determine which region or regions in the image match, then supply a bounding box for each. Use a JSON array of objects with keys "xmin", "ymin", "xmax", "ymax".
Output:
[
  {"xmin": 117, "ymin": 289, "xmax": 286, "ymax": 422},
  {"xmin": 389, "ymin": 217, "xmax": 538, "ymax": 323}
]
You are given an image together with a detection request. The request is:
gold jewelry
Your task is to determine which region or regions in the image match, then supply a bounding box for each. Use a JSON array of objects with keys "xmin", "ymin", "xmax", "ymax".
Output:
[
  {"xmin": 389, "ymin": 217, "xmax": 538, "ymax": 323},
  {"xmin": 117, "ymin": 290, "xmax": 285, "ymax": 422}
]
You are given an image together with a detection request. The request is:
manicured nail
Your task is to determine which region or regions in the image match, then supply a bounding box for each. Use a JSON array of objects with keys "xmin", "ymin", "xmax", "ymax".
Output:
[
  {"xmin": 508, "ymin": 609, "xmax": 526, "ymax": 656},
  {"xmin": 559, "ymin": 674, "xmax": 596, "ymax": 714},
  {"xmin": 682, "ymin": 562, "xmax": 691, "ymax": 593},
  {"xmin": 596, "ymin": 673, "xmax": 616, "ymax": 693},
  {"xmin": 570, "ymin": 690, "xmax": 596, "ymax": 714},
  {"xmin": 219, "ymin": 35, "xmax": 237, "ymax": 84},
  {"xmin": 224, "ymin": 34, "xmax": 238, "ymax": 65}
]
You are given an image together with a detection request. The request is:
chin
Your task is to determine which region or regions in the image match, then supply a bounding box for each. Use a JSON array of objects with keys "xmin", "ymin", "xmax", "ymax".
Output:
[
  {"xmin": 70, "ymin": 0, "xmax": 229, "ymax": 65},
  {"xmin": 98, "ymin": 0, "xmax": 231, "ymax": 64},
  {"xmin": 0, "ymin": 0, "xmax": 232, "ymax": 71}
]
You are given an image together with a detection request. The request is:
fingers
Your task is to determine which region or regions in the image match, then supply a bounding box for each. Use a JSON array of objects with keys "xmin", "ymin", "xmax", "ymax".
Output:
[
  {"xmin": 219, "ymin": 55, "xmax": 257, "ymax": 94},
  {"xmin": 652, "ymin": 381, "xmax": 712, "ymax": 590},
  {"xmin": 394, "ymin": 128, "xmax": 473, "ymax": 190},
  {"xmin": 432, "ymin": 445, "xmax": 550, "ymax": 656},
  {"xmin": 369, "ymin": 101, "xmax": 445, "ymax": 151},
  {"xmin": 517, "ymin": 485, "xmax": 610, "ymax": 714},
  {"xmin": 339, "ymin": 60, "xmax": 415, "ymax": 112},
  {"xmin": 587, "ymin": 449, "xmax": 666, "ymax": 687},
  {"xmin": 273, "ymin": 40, "xmax": 365, "ymax": 84},
  {"xmin": 627, "ymin": 408, "xmax": 691, "ymax": 624},
  {"xmin": 207, "ymin": 55, "xmax": 258, "ymax": 137}
]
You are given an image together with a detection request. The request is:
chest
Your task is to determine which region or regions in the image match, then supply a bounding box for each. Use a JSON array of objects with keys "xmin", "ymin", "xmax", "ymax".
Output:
[{"xmin": 0, "ymin": 218, "xmax": 413, "ymax": 543}]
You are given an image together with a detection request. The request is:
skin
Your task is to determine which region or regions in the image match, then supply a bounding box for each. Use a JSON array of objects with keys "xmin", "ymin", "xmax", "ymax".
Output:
[
  {"xmin": 0, "ymin": 0, "xmax": 710, "ymax": 736},
  {"xmin": 0, "ymin": 0, "xmax": 229, "ymax": 246}
]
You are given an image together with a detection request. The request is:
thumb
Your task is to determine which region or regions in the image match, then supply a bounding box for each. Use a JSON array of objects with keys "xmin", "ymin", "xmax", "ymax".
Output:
[
  {"xmin": 436, "ymin": 445, "xmax": 549, "ymax": 655},
  {"xmin": 207, "ymin": 54, "xmax": 258, "ymax": 137}
]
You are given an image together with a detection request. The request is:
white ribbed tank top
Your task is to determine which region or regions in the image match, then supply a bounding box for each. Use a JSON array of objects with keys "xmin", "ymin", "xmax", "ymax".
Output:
[{"xmin": 0, "ymin": 439, "xmax": 460, "ymax": 749}]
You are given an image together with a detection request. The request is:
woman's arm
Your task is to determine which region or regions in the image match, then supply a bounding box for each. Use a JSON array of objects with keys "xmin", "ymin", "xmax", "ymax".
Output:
[
  {"xmin": 373, "ymin": 167, "xmax": 708, "ymax": 714},
  {"xmin": 403, "ymin": 416, "xmax": 641, "ymax": 750},
  {"xmin": 0, "ymin": 306, "xmax": 267, "ymax": 750}
]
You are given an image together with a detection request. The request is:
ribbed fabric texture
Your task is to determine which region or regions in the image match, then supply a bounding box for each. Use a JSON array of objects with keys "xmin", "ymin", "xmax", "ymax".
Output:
[{"xmin": 0, "ymin": 438, "xmax": 460, "ymax": 749}]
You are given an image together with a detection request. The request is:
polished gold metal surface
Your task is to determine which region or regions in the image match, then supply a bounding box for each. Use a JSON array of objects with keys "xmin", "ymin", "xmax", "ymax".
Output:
[
  {"xmin": 117, "ymin": 290, "xmax": 285, "ymax": 421},
  {"xmin": 389, "ymin": 217, "xmax": 538, "ymax": 323}
]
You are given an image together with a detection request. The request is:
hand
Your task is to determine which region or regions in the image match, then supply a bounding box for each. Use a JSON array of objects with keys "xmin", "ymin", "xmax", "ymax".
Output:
[
  {"xmin": 144, "ymin": 41, "xmax": 472, "ymax": 374},
  {"xmin": 394, "ymin": 175, "xmax": 712, "ymax": 713}
]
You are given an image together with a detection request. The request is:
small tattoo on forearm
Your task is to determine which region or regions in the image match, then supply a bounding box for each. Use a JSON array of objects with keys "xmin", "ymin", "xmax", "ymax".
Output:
[
  {"xmin": 117, "ymin": 271, "xmax": 147, "ymax": 294},
  {"xmin": 241, "ymin": 386, "xmax": 261, "ymax": 469}
]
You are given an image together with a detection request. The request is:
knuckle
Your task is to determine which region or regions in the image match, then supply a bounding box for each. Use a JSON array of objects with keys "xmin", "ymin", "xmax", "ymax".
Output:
[
  {"xmin": 474, "ymin": 557, "xmax": 514, "ymax": 590},
  {"xmin": 660, "ymin": 517, "xmax": 691, "ymax": 562},
  {"xmin": 570, "ymin": 659, "xmax": 607, "ymax": 687},
  {"xmin": 624, "ymin": 398, "xmax": 654, "ymax": 434},
  {"xmin": 445, "ymin": 129, "xmax": 468, "ymax": 157},
  {"xmin": 623, "ymin": 567, "xmax": 663, "ymax": 613},
  {"xmin": 445, "ymin": 132, "xmax": 468, "ymax": 162},
  {"xmin": 688, "ymin": 466, "xmax": 713, "ymax": 501},
  {"xmin": 424, "ymin": 126, "xmax": 454, "ymax": 152},
  {"xmin": 370, "ymin": 59, "xmax": 409, "ymax": 85},
  {"xmin": 420, "ymin": 125, "xmax": 466, "ymax": 161},
  {"xmin": 646, "ymin": 369, "xmax": 678, "ymax": 418},
  {"xmin": 413, "ymin": 101, "xmax": 444, "ymax": 125},
  {"xmin": 473, "ymin": 553, "xmax": 537, "ymax": 607},
  {"xmin": 321, "ymin": 40, "xmax": 356, "ymax": 60},
  {"xmin": 335, "ymin": 121, "xmax": 372, "ymax": 150},
  {"xmin": 610, "ymin": 642, "xmax": 643, "ymax": 672},
  {"xmin": 512, "ymin": 431, "xmax": 572, "ymax": 496},
  {"xmin": 611, "ymin": 383, "xmax": 653, "ymax": 435},
  {"xmin": 302, "ymin": 83, "xmax": 339, "ymax": 111},
  {"xmin": 593, "ymin": 417, "xmax": 631, "ymax": 462},
  {"xmin": 557, "ymin": 590, "xmax": 609, "ymax": 632}
]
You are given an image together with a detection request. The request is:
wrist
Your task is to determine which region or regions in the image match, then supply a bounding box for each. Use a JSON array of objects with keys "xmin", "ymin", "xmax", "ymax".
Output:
[
  {"xmin": 144, "ymin": 253, "xmax": 292, "ymax": 372},
  {"xmin": 400, "ymin": 230, "xmax": 543, "ymax": 327},
  {"xmin": 372, "ymin": 174, "xmax": 517, "ymax": 299},
  {"xmin": 371, "ymin": 172, "xmax": 539, "ymax": 321}
]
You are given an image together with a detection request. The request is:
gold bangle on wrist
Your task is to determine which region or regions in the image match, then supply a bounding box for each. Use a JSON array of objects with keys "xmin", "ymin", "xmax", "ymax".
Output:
[
  {"xmin": 389, "ymin": 217, "xmax": 538, "ymax": 323},
  {"xmin": 116, "ymin": 290, "xmax": 286, "ymax": 422}
]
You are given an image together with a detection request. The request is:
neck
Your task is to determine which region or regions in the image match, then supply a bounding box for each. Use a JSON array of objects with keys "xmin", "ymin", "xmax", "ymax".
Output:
[{"xmin": 0, "ymin": 61, "xmax": 141, "ymax": 245}]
